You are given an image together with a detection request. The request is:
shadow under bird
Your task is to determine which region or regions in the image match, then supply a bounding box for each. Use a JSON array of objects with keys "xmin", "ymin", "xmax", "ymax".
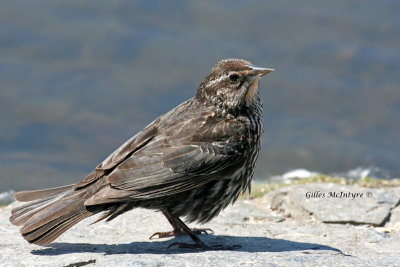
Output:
[{"xmin": 10, "ymin": 59, "xmax": 274, "ymax": 249}]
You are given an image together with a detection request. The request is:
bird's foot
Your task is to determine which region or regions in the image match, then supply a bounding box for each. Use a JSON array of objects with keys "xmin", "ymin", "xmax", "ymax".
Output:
[
  {"xmin": 149, "ymin": 228, "xmax": 213, "ymax": 239},
  {"xmin": 168, "ymin": 242, "xmax": 241, "ymax": 250}
]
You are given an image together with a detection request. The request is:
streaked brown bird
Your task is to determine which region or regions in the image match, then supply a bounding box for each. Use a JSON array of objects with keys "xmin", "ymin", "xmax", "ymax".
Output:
[{"xmin": 10, "ymin": 59, "xmax": 273, "ymax": 249}]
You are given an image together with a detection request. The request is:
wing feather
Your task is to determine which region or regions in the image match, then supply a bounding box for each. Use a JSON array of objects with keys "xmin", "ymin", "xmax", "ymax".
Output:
[
  {"xmin": 74, "ymin": 121, "xmax": 158, "ymax": 188},
  {"xmin": 105, "ymin": 115, "xmax": 250, "ymax": 199}
]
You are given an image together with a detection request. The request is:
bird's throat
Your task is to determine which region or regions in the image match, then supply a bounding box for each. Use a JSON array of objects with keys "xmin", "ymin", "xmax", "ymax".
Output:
[{"xmin": 245, "ymin": 79, "xmax": 259, "ymax": 104}]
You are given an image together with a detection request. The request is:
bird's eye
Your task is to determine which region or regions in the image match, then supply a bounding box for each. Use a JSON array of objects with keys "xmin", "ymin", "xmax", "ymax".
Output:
[{"xmin": 229, "ymin": 74, "xmax": 239, "ymax": 83}]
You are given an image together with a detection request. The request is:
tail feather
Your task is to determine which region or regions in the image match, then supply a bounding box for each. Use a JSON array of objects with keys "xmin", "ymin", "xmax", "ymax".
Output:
[
  {"xmin": 23, "ymin": 208, "xmax": 92, "ymax": 245},
  {"xmin": 14, "ymin": 184, "xmax": 74, "ymax": 202},
  {"xmin": 21, "ymin": 191, "xmax": 85, "ymax": 234},
  {"xmin": 9, "ymin": 181, "xmax": 110, "ymax": 245},
  {"xmin": 10, "ymin": 196, "xmax": 60, "ymax": 226},
  {"xmin": 10, "ymin": 187, "xmax": 74, "ymax": 226}
]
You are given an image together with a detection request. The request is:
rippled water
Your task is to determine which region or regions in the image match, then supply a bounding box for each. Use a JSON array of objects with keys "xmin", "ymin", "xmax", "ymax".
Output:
[{"xmin": 1, "ymin": 1, "xmax": 399, "ymax": 191}]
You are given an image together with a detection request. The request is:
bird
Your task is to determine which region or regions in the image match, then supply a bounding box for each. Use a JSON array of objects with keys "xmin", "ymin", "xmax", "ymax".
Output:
[{"xmin": 9, "ymin": 58, "xmax": 274, "ymax": 250}]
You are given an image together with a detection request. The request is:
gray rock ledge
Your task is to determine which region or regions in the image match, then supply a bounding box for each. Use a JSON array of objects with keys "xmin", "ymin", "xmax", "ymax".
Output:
[{"xmin": 1, "ymin": 183, "xmax": 399, "ymax": 266}]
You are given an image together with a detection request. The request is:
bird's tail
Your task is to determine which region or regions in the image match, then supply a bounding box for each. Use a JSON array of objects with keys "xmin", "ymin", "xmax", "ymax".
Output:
[{"xmin": 9, "ymin": 184, "xmax": 101, "ymax": 245}]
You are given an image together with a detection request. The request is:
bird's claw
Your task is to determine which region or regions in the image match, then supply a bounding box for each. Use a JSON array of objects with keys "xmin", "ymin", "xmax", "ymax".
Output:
[
  {"xmin": 149, "ymin": 231, "xmax": 174, "ymax": 239},
  {"xmin": 149, "ymin": 228, "xmax": 213, "ymax": 239}
]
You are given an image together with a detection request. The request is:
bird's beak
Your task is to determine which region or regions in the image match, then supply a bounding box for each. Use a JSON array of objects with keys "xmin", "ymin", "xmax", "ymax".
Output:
[
  {"xmin": 248, "ymin": 65, "xmax": 275, "ymax": 77},
  {"xmin": 244, "ymin": 65, "xmax": 274, "ymax": 102}
]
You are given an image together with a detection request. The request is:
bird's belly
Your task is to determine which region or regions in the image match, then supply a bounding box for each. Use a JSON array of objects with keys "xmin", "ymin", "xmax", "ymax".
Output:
[
  {"xmin": 168, "ymin": 149, "xmax": 259, "ymax": 224},
  {"xmin": 139, "ymin": 115, "xmax": 262, "ymax": 224}
]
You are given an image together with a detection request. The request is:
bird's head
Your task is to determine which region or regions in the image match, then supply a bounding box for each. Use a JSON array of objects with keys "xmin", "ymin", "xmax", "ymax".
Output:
[{"xmin": 196, "ymin": 58, "xmax": 274, "ymax": 112}]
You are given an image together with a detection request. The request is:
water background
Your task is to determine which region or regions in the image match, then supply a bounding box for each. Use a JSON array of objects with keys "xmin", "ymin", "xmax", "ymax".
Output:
[{"xmin": 1, "ymin": 1, "xmax": 399, "ymax": 192}]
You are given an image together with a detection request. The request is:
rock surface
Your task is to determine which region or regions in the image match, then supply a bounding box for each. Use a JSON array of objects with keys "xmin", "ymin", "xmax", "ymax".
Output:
[
  {"xmin": 1, "ymin": 183, "xmax": 399, "ymax": 266},
  {"xmin": 263, "ymin": 183, "xmax": 400, "ymax": 226}
]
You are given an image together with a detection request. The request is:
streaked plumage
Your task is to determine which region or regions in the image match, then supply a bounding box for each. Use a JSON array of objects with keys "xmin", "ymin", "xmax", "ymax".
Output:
[{"xmin": 10, "ymin": 59, "xmax": 273, "ymax": 249}]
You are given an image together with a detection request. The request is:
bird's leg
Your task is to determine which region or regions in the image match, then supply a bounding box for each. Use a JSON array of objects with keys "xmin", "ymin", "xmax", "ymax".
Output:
[
  {"xmin": 149, "ymin": 211, "xmax": 213, "ymax": 239},
  {"xmin": 166, "ymin": 214, "xmax": 208, "ymax": 249},
  {"xmin": 150, "ymin": 211, "xmax": 240, "ymax": 250},
  {"xmin": 167, "ymin": 214, "xmax": 240, "ymax": 250}
]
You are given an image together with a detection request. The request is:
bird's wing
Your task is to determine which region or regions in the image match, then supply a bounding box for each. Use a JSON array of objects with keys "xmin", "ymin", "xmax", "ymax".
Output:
[
  {"xmin": 102, "ymin": 114, "xmax": 250, "ymax": 200},
  {"xmin": 74, "ymin": 121, "xmax": 158, "ymax": 189},
  {"xmin": 75, "ymin": 99, "xmax": 195, "ymax": 189}
]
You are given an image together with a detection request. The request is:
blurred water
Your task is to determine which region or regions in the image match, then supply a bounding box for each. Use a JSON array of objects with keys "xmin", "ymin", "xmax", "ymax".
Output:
[{"xmin": 0, "ymin": 0, "xmax": 399, "ymax": 191}]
